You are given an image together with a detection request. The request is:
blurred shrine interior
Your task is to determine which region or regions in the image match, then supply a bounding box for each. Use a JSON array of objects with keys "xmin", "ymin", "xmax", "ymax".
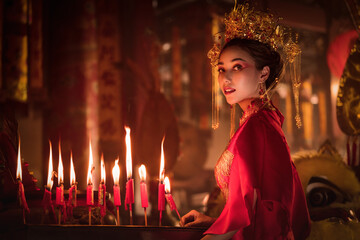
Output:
[{"xmin": 1, "ymin": 0, "xmax": 360, "ymax": 238}]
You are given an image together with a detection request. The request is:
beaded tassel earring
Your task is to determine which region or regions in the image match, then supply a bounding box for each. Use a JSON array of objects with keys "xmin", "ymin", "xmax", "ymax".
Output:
[
  {"xmin": 230, "ymin": 104, "xmax": 236, "ymax": 138},
  {"xmin": 259, "ymin": 82, "xmax": 265, "ymax": 97}
]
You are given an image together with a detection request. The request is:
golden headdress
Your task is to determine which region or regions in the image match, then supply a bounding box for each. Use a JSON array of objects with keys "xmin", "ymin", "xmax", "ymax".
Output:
[{"xmin": 209, "ymin": 2, "xmax": 302, "ymax": 130}]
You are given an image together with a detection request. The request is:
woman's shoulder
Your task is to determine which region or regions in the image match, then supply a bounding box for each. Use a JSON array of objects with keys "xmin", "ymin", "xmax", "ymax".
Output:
[
  {"xmin": 231, "ymin": 112, "xmax": 268, "ymax": 146},
  {"xmin": 248, "ymin": 106, "xmax": 283, "ymax": 131},
  {"xmin": 237, "ymin": 108, "xmax": 285, "ymax": 144},
  {"xmin": 242, "ymin": 109, "xmax": 271, "ymax": 131}
]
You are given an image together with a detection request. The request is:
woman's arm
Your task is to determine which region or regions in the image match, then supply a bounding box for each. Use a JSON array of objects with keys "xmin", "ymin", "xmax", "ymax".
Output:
[{"xmin": 201, "ymin": 230, "xmax": 237, "ymax": 240}]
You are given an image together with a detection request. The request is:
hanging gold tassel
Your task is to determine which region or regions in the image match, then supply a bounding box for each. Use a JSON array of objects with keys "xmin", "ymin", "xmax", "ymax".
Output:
[
  {"xmin": 212, "ymin": 65, "xmax": 220, "ymax": 129},
  {"xmin": 211, "ymin": 17, "xmax": 220, "ymax": 130},
  {"xmin": 285, "ymin": 33, "xmax": 302, "ymax": 128},
  {"xmin": 290, "ymin": 52, "xmax": 302, "ymax": 128}
]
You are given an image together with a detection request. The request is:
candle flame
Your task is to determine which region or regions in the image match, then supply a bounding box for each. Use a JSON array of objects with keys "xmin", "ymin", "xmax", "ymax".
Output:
[
  {"xmin": 70, "ymin": 151, "xmax": 76, "ymax": 185},
  {"xmin": 159, "ymin": 136, "xmax": 165, "ymax": 182},
  {"xmin": 164, "ymin": 176, "xmax": 171, "ymax": 193},
  {"xmin": 125, "ymin": 127, "xmax": 132, "ymax": 179},
  {"xmin": 101, "ymin": 154, "xmax": 106, "ymax": 184},
  {"xmin": 16, "ymin": 139, "xmax": 22, "ymax": 180},
  {"xmin": 87, "ymin": 139, "xmax": 94, "ymax": 185},
  {"xmin": 139, "ymin": 164, "xmax": 146, "ymax": 182},
  {"xmin": 58, "ymin": 142, "xmax": 64, "ymax": 185},
  {"xmin": 47, "ymin": 141, "xmax": 54, "ymax": 190},
  {"xmin": 112, "ymin": 158, "xmax": 120, "ymax": 185}
]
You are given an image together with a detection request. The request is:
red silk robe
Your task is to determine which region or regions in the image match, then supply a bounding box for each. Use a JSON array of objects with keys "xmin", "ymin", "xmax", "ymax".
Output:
[{"xmin": 205, "ymin": 105, "xmax": 311, "ymax": 239}]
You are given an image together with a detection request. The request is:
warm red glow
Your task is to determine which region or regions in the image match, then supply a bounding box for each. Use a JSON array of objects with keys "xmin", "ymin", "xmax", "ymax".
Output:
[
  {"xmin": 16, "ymin": 140, "xmax": 22, "ymax": 180},
  {"xmin": 159, "ymin": 137, "xmax": 165, "ymax": 182},
  {"xmin": 87, "ymin": 140, "xmax": 94, "ymax": 185},
  {"xmin": 101, "ymin": 154, "xmax": 106, "ymax": 184},
  {"xmin": 125, "ymin": 127, "xmax": 132, "ymax": 179},
  {"xmin": 70, "ymin": 151, "xmax": 76, "ymax": 186},
  {"xmin": 164, "ymin": 176, "xmax": 171, "ymax": 194},
  {"xmin": 139, "ymin": 164, "xmax": 146, "ymax": 182},
  {"xmin": 47, "ymin": 141, "xmax": 54, "ymax": 190},
  {"xmin": 58, "ymin": 142, "xmax": 64, "ymax": 185},
  {"xmin": 112, "ymin": 158, "xmax": 120, "ymax": 185}
]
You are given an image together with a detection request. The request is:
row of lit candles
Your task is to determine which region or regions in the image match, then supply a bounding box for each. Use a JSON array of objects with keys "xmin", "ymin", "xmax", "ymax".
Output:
[{"xmin": 16, "ymin": 127, "xmax": 180, "ymax": 225}]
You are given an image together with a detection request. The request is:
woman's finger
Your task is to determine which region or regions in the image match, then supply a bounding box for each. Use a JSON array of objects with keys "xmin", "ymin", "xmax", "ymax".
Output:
[{"xmin": 180, "ymin": 210, "xmax": 198, "ymax": 226}]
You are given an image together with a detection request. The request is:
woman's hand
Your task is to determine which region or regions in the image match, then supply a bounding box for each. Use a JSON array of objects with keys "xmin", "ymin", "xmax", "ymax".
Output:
[{"xmin": 180, "ymin": 210, "xmax": 216, "ymax": 227}]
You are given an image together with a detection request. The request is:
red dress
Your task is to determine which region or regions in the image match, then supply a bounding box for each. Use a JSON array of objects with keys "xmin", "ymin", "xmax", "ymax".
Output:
[{"xmin": 204, "ymin": 103, "xmax": 311, "ymax": 239}]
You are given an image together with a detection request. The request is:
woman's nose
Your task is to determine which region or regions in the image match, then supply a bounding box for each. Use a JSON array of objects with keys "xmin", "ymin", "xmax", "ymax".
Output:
[{"xmin": 224, "ymin": 71, "xmax": 232, "ymax": 82}]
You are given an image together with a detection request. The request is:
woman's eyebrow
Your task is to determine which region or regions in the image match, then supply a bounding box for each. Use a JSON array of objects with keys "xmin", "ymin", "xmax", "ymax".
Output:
[
  {"xmin": 218, "ymin": 57, "xmax": 247, "ymax": 66},
  {"xmin": 231, "ymin": 57, "xmax": 247, "ymax": 62}
]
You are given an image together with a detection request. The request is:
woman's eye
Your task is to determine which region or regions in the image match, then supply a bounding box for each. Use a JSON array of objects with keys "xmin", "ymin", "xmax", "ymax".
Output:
[
  {"xmin": 218, "ymin": 68, "xmax": 225, "ymax": 73},
  {"xmin": 233, "ymin": 65, "xmax": 242, "ymax": 71}
]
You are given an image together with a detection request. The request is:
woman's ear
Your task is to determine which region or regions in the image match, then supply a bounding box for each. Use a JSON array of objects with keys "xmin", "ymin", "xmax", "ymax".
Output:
[{"xmin": 259, "ymin": 66, "xmax": 270, "ymax": 83}]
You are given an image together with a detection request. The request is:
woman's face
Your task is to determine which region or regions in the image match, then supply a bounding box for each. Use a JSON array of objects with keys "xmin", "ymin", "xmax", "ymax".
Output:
[{"xmin": 218, "ymin": 46, "xmax": 266, "ymax": 105}]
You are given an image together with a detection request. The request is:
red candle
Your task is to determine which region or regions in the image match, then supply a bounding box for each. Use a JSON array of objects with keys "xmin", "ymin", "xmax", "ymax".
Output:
[
  {"xmin": 114, "ymin": 185, "xmax": 121, "ymax": 206},
  {"xmin": 56, "ymin": 143, "xmax": 64, "ymax": 206},
  {"xmin": 46, "ymin": 141, "xmax": 54, "ymax": 191},
  {"xmin": 164, "ymin": 177, "xmax": 175, "ymax": 210},
  {"xmin": 99, "ymin": 154, "xmax": 106, "ymax": 219},
  {"xmin": 158, "ymin": 137, "xmax": 166, "ymax": 225},
  {"xmin": 68, "ymin": 152, "xmax": 77, "ymax": 207},
  {"xmin": 56, "ymin": 186, "xmax": 64, "ymax": 205},
  {"xmin": 87, "ymin": 140, "xmax": 94, "ymax": 206},
  {"xmin": 165, "ymin": 193, "xmax": 177, "ymax": 211},
  {"xmin": 140, "ymin": 182, "xmax": 148, "ymax": 208},
  {"xmin": 99, "ymin": 183, "xmax": 106, "ymax": 218},
  {"xmin": 112, "ymin": 159, "xmax": 121, "ymax": 206},
  {"xmin": 16, "ymin": 139, "xmax": 30, "ymax": 220},
  {"xmin": 139, "ymin": 165, "xmax": 148, "ymax": 208},
  {"xmin": 158, "ymin": 137, "xmax": 165, "ymax": 211},
  {"xmin": 125, "ymin": 179, "xmax": 134, "ymax": 209},
  {"xmin": 87, "ymin": 184, "xmax": 94, "ymax": 205},
  {"xmin": 124, "ymin": 127, "xmax": 134, "ymax": 209},
  {"xmin": 124, "ymin": 127, "xmax": 134, "ymax": 224},
  {"xmin": 139, "ymin": 164, "xmax": 148, "ymax": 226},
  {"xmin": 112, "ymin": 158, "xmax": 121, "ymax": 225},
  {"xmin": 158, "ymin": 183, "xmax": 165, "ymax": 211},
  {"xmin": 56, "ymin": 185, "xmax": 66, "ymax": 224},
  {"xmin": 18, "ymin": 181, "xmax": 29, "ymax": 213},
  {"xmin": 164, "ymin": 176, "xmax": 181, "ymax": 220},
  {"xmin": 43, "ymin": 141, "xmax": 56, "ymax": 222},
  {"xmin": 43, "ymin": 188, "xmax": 52, "ymax": 207},
  {"xmin": 98, "ymin": 184, "xmax": 105, "ymax": 205},
  {"xmin": 69, "ymin": 185, "xmax": 77, "ymax": 206},
  {"xmin": 42, "ymin": 187, "xmax": 56, "ymax": 223},
  {"xmin": 87, "ymin": 140, "xmax": 94, "ymax": 225}
]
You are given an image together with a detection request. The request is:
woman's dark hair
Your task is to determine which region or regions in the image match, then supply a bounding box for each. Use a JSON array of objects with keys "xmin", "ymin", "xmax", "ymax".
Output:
[{"xmin": 220, "ymin": 38, "xmax": 283, "ymax": 90}]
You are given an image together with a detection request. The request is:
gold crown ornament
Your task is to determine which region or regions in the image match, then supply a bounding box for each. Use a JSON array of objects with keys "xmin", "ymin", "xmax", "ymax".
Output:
[{"xmin": 209, "ymin": 1, "xmax": 302, "ymax": 130}]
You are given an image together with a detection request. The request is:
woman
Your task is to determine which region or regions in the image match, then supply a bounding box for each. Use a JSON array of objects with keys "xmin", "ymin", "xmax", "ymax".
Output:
[{"xmin": 180, "ymin": 36, "xmax": 311, "ymax": 240}]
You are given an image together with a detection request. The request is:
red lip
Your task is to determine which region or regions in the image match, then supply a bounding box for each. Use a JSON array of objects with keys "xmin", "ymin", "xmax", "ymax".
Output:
[{"xmin": 223, "ymin": 87, "xmax": 236, "ymax": 95}]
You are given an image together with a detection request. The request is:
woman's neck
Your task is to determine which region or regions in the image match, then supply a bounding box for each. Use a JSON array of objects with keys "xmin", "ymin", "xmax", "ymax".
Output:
[{"xmin": 238, "ymin": 97, "xmax": 260, "ymax": 112}]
